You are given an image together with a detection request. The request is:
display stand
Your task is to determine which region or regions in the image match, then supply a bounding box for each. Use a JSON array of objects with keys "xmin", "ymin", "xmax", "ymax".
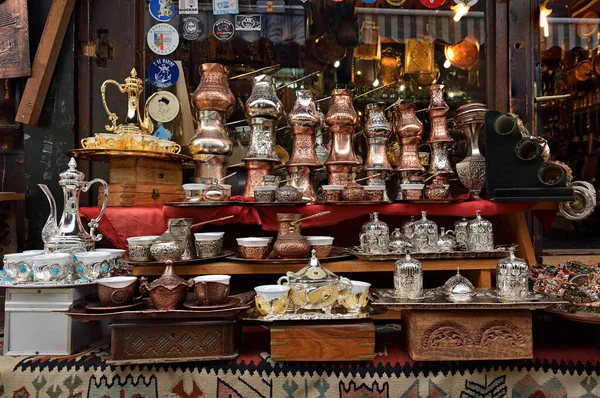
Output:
[{"xmin": 270, "ymin": 321, "xmax": 375, "ymax": 361}]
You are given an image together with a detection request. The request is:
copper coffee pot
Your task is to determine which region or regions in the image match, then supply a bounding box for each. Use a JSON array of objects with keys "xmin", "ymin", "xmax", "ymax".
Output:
[
  {"xmin": 364, "ymin": 102, "xmax": 392, "ymax": 171},
  {"xmin": 395, "ymin": 104, "xmax": 425, "ymax": 172},
  {"xmin": 427, "ymin": 84, "xmax": 453, "ymax": 143},
  {"xmin": 325, "ymin": 89, "xmax": 360, "ymax": 166},
  {"xmin": 273, "ymin": 213, "xmax": 311, "ymax": 259},
  {"xmin": 192, "ymin": 63, "xmax": 236, "ymax": 118},
  {"xmin": 288, "ymin": 90, "xmax": 321, "ymax": 167}
]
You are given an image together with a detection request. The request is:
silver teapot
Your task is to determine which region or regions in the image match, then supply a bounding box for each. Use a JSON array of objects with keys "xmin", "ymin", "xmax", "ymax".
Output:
[{"xmin": 40, "ymin": 158, "xmax": 108, "ymax": 254}]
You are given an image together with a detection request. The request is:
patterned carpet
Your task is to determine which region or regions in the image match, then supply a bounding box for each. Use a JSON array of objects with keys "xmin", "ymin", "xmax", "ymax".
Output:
[{"xmin": 1, "ymin": 315, "xmax": 600, "ymax": 397}]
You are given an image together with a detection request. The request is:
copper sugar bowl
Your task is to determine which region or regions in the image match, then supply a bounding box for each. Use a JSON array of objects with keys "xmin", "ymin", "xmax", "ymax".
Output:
[
  {"xmin": 342, "ymin": 182, "xmax": 367, "ymax": 201},
  {"xmin": 364, "ymin": 102, "xmax": 392, "ymax": 171},
  {"xmin": 273, "ymin": 213, "xmax": 310, "ymax": 259},
  {"xmin": 192, "ymin": 63, "xmax": 236, "ymax": 117},
  {"xmin": 139, "ymin": 261, "xmax": 194, "ymax": 310},
  {"xmin": 288, "ymin": 90, "xmax": 321, "ymax": 167}
]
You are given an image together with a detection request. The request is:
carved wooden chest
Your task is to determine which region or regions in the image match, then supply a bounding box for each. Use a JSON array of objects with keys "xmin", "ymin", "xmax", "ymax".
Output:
[
  {"xmin": 270, "ymin": 321, "xmax": 375, "ymax": 361},
  {"xmin": 403, "ymin": 310, "xmax": 533, "ymax": 361},
  {"xmin": 109, "ymin": 319, "xmax": 239, "ymax": 365},
  {"xmin": 100, "ymin": 182, "xmax": 184, "ymax": 206}
]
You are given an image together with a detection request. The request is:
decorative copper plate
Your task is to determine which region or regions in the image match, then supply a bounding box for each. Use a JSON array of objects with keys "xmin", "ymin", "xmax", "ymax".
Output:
[
  {"xmin": 575, "ymin": 60, "xmax": 594, "ymax": 82},
  {"xmin": 183, "ymin": 297, "xmax": 241, "ymax": 310},
  {"xmin": 444, "ymin": 38, "xmax": 479, "ymax": 70},
  {"xmin": 67, "ymin": 148, "xmax": 192, "ymax": 163},
  {"xmin": 577, "ymin": 11, "xmax": 599, "ymax": 38},
  {"xmin": 127, "ymin": 250, "xmax": 235, "ymax": 266},
  {"xmin": 313, "ymin": 34, "xmax": 346, "ymax": 65},
  {"xmin": 86, "ymin": 300, "xmax": 145, "ymax": 312}
]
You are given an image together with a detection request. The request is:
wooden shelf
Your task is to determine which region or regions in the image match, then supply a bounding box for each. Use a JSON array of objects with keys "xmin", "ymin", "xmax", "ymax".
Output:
[
  {"xmin": 0, "ymin": 192, "xmax": 25, "ymax": 202},
  {"xmin": 132, "ymin": 258, "xmax": 497, "ymax": 287}
]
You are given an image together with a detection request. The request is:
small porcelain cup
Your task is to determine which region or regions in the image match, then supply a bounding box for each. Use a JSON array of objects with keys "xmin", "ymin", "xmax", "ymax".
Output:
[
  {"xmin": 3, "ymin": 252, "xmax": 39, "ymax": 282},
  {"xmin": 254, "ymin": 285, "xmax": 290, "ymax": 315},
  {"xmin": 194, "ymin": 232, "xmax": 224, "ymax": 258},
  {"xmin": 97, "ymin": 276, "xmax": 138, "ymax": 306},
  {"xmin": 183, "ymin": 184, "xmax": 208, "ymax": 202},
  {"xmin": 30, "ymin": 253, "xmax": 73, "ymax": 282},
  {"xmin": 237, "ymin": 237, "xmax": 271, "ymax": 259},
  {"xmin": 96, "ymin": 248, "xmax": 127, "ymax": 274},
  {"xmin": 127, "ymin": 236, "xmax": 159, "ymax": 262},
  {"xmin": 305, "ymin": 236, "xmax": 335, "ymax": 258},
  {"xmin": 74, "ymin": 251, "xmax": 112, "ymax": 280},
  {"xmin": 194, "ymin": 275, "xmax": 231, "ymax": 305},
  {"xmin": 338, "ymin": 280, "xmax": 371, "ymax": 313}
]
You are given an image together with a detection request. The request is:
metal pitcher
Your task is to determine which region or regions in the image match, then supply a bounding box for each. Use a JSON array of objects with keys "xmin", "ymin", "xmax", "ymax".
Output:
[{"xmin": 39, "ymin": 158, "xmax": 109, "ymax": 254}]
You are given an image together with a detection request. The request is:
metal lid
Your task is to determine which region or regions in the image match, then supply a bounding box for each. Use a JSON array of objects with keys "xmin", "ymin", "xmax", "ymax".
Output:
[
  {"xmin": 59, "ymin": 158, "xmax": 86, "ymax": 185},
  {"xmin": 443, "ymin": 269, "xmax": 475, "ymax": 296},
  {"xmin": 286, "ymin": 249, "xmax": 338, "ymax": 283}
]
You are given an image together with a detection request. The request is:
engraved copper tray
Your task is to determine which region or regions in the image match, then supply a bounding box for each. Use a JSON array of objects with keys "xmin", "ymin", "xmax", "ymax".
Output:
[
  {"xmin": 67, "ymin": 148, "xmax": 192, "ymax": 162},
  {"xmin": 370, "ymin": 288, "xmax": 565, "ymax": 310},
  {"xmin": 58, "ymin": 292, "xmax": 254, "ymax": 322},
  {"xmin": 165, "ymin": 201, "xmax": 244, "ymax": 207},
  {"xmin": 349, "ymin": 248, "xmax": 510, "ymax": 261},
  {"xmin": 544, "ymin": 307, "xmax": 600, "ymax": 325},
  {"xmin": 127, "ymin": 250, "xmax": 235, "ymax": 266},
  {"xmin": 227, "ymin": 247, "xmax": 351, "ymax": 263}
]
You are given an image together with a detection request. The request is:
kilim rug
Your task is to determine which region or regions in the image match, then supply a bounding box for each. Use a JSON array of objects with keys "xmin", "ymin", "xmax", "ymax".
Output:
[{"xmin": 0, "ymin": 318, "xmax": 599, "ymax": 397}]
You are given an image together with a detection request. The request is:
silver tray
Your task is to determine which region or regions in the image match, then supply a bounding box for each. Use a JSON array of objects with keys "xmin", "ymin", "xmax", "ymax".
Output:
[
  {"xmin": 0, "ymin": 279, "xmax": 96, "ymax": 288},
  {"xmin": 349, "ymin": 248, "xmax": 510, "ymax": 261},
  {"xmin": 127, "ymin": 250, "xmax": 235, "ymax": 266},
  {"xmin": 243, "ymin": 305, "xmax": 382, "ymax": 322},
  {"xmin": 370, "ymin": 288, "xmax": 566, "ymax": 310}
]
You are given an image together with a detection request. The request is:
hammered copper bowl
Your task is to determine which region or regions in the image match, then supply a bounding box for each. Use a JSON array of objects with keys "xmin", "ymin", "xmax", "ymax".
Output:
[
  {"xmin": 237, "ymin": 237, "xmax": 271, "ymax": 259},
  {"xmin": 401, "ymin": 184, "xmax": 424, "ymax": 200},
  {"xmin": 97, "ymin": 276, "xmax": 138, "ymax": 307},
  {"xmin": 306, "ymin": 236, "xmax": 334, "ymax": 258},
  {"xmin": 424, "ymin": 184, "xmax": 450, "ymax": 200},
  {"xmin": 342, "ymin": 184, "xmax": 367, "ymax": 201},
  {"xmin": 322, "ymin": 185, "xmax": 343, "ymax": 202},
  {"xmin": 364, "ymin": 186, "xmax": 386, "ymax": 202}
]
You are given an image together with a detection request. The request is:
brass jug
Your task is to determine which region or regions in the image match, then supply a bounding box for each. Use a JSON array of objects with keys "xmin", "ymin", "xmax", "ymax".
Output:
[{"xmin": 101, "ymin": 68, "xmax": 153, "ymax": 135}]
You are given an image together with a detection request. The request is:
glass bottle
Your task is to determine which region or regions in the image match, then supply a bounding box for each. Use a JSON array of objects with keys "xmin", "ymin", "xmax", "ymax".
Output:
[
  {"xmin": 467, "ymin": 210, "xmax": 494, "ymax": 251},
  {"xmin": 497, "ymin": 246, "xmax": 529, "ymax": 301},
  {"xmin": 411, "ymin": 211, "xmax": 438, "ymax": 253},
  {"xmin": 394, "ymin": 251, "xmax": 422, "ymax": 299}
]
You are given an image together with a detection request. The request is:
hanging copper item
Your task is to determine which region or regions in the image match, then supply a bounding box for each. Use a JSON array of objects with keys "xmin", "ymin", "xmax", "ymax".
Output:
[
  {"xmin": 427, "ymin": 84, "xmax": 453, "ymax": 143},
  {"xmin": 192, "ymin": 63, "xmax": 236, "ymax": 117},
  {"xmin": 444, "ymin": 37, "xmax": 480, "ymax": 70},
  {"xmin": 395, "ymin": 103, "xmax": 425, "ymax": 172},
  {"xmin": 288, "ymin": 166, "xmax": 316, "ymax": 201},
  {"xmin": 364, "ymin": 102, "xmax": 392, "ymax": 171},
  {"xmin": 325, "ymin": 89, "xmax": 359, "ymax": 166},
  {"xmin": 288, "ymin": 90, "xmax": 321, "ymax": 167},
  {"xmin": 243, "ymin": 160, "xmax": 273, "ymax": 199},
  {"xmin": 575, "ymin": 60, "xmax": 593, "ymax": 82},
  {"xmin": 577, "ymin": 11, "xmax": 599, "ymax": 39},
  {"xmin": 379, "ymin": 48, "xmax": 403, "ymax": 86},
  {"xmin": 405, "ymin": 40, "xmax": 435, "ymax": 75},
  {"xmin": 354, "ymin": 21, "xmax": 381, "ymax": 61},
  {"xmin": 101, "ymin": 68, "xmax": 153, "ymax": 135}
]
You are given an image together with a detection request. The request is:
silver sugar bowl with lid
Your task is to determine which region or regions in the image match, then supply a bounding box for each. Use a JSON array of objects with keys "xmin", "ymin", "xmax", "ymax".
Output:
[
  {"xmin": 497, "ymin": 246, "xmax": 529, "ymax": 301},
  {"xmin": 359, "ymin": 212, "xmax": 389, "ymax": 254},
  {"xmin": 467, "ymin": 210, "xmax": 494, "ymax": 251},
  {"xmin": 443, "ymin": 269, "xmax": 475, "ymax": 303},
  {"xmin": 411, "ymin": 211, "xmax": 438, "ymax": 253},
  {"xmin": 394, "ymin": 250, "xmax": 423, "ymax": 299},
  {"xmin": 437, "ymin": 227, "xmax": 456, "ymax": 252}
]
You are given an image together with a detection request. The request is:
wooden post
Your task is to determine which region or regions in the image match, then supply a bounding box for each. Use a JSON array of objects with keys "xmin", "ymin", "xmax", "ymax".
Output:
[{"xmin": 15, "ymin": 0, "xmax": 76, "ymax": 125}]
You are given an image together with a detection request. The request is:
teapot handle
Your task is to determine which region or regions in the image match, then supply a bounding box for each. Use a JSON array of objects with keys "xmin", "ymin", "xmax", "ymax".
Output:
[
  {"xmin": 339, "ymin": 276, "xmax": 352, "ymax": 295},
  {"xmin": 101, "ymin": 79, "xmax": 126, "ymax": 133},
  {"xmin": 277, "ymin": 276, "xmax": 289, "ymax": 285},
  {"xmin": 82, "ymin": 178, "xmax": 109, "ymax": 242}
]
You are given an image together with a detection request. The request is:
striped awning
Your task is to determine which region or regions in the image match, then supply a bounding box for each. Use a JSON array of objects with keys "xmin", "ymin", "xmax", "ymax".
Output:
[
  {"xmin": 544, "ymin": 17, "xmax": 600, "ymax": 50},
  {"xmin": 356, "ymin": 8, "xmax": 485, "ymax": 45}
]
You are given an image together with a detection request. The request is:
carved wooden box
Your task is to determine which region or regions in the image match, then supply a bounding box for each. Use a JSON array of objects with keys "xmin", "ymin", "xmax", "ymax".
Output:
[
  {"xmin": 109, "ymin": 319, "xmax": 239, "ymax": 365},
  {"xmin": 99, "ymin": 182, "xmax": 184, "ymax": 206},
  {"xmin": 403, "ymin": 310, "xmax": 533, "ymax": 361},
  {"xmin": 270, "ymin": 321, "xmax": 375, "ymax": 361}
]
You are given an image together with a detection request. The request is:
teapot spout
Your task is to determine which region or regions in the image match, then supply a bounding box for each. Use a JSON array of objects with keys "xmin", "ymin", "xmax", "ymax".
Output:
[{"xmin": 38, "ymin": 184, "xmax": 58, "ymax": 243}]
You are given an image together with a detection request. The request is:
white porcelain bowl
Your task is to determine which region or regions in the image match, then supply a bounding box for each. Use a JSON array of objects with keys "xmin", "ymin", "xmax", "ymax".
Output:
[
  {"xmin": 194, "ymin": 232, "xmax": 225, "ymax": 241},
  {"xmin": 97, "ymin": 276, "xmax": 137, "ymax": 288},
  {"xmin": 306, "ymin": 236, "xmax": 335, "ymax": 245},
  {"xmin": 349, "ymin": 280, "xmax": 371, "ymax": 294},
  {"xmin": 254, "ymin": 284, "xmax": 290, "ymax": 300},
  {"xmin": 400, "ymin": 183, "xmax": 425, "ymax": 190},
  {"xmin": 95, "ymin": 248, "xmax": 126, "ymax": 259},
  {"xmin": 127, "ymin": 236, "xmax": 160, "ymax": 245},
  {"xmin": 236, "ymin": 237, "xmax": 271, "ymax": 247},
  {"xmin": 364, "ymin": 185, "xmax": 386, "ymax": 191},
  {"xmin": 322, "ymin": 185, "xmax": 344, "ymax": 191},
  {"xmin": 194, "ymin": 275, "xmax": 231, "ymax": 285},
  {"xmin": 253, "ymin": 186, "xmax": 276, "ymax": 191}
]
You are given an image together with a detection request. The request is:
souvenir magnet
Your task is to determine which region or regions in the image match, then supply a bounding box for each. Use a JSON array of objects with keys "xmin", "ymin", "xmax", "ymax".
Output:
[
  {"xmin": 147, "ymin": 23, "xmax": 180, "ymax": 55},
  {"xmin": 182, "ymin": 16, "xmax": 203, "ymax": 40},
  {"xmin": 419, "ymin": 0, "xmax": 445, "ymax": 8},
  {"xmin": 213, "ymin": 0, "xmax": 239, "ymax": 15},
  {"xmin": 147, "ymin": 91, "xmax": 180, "ymax": 123},
  {"xmin": 149, "ymin": 0, "xmax": 177, "ymax": 22},
  {"xmin": 235, "ymin": 15, "xmax": 261, "ymax": 31},
  {"xmin": 179, "ymin": 0, "xmax": 199, "ymax": 14},
  {"xmin": 148, "ymin": 58, "xmax": 179, "ymax": 88},
  {"xmin": 213, "ymin": 19, "xmax": 235, "ymax": 41},
  {"xmin": 257, "ymin": 0, "xmax": 285, "ymax": 13}
]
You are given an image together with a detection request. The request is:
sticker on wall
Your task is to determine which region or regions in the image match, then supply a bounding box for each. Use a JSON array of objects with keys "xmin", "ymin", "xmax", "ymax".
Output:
[
  {"xmin": 181, "ymin": 16, "xmax": 203, "ymax": 40},
  {"xmin": 179, "ymin": 0, "xmax": 199, "ymax": 14},
  {"xmin": 213, "ymin": 0, "xmax": 239, "ymax": 15},
  {"xmin": 256, "ymin": 0, "xmax": 285, "ymax": 13},
  {"xmin": 149, "ymin": 0, "xmax": 177, "ymax": 22},
  {"xmin": 147, "ymin": 23, "xmax": 180, "ymax": 55},
  {"xmin": 147, "ymin": 91, "xmax": 180, "ymax": 123},
  {"xmin": 213, "ymin": 19, "xmax": 235, "ymax": 41},
  {"xmin": 419, "ymin": 0, "xmax": 445, "ymax": 8},
  {"xmin": 235, "ymin": 15, "xmax": 261, "ymax": 31},
  {"xmin": 154, "ymin": 124, "xmax": 173, "ymax": 140},
  {"xmin": 148, "ymin": 58, "xmax": 180, "ymax": 88}
]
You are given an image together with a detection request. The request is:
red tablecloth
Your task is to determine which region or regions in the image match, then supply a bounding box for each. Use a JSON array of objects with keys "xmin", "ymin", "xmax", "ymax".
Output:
[{"xmin": 80, "ymin": 199, "xmax": 543, "ymax": 249}]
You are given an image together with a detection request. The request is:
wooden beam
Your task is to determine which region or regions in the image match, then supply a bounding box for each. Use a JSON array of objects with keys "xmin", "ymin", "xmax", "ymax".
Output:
[{"xmin": 15, "ymin": 0, "xmax": 76, "ymax": 126}]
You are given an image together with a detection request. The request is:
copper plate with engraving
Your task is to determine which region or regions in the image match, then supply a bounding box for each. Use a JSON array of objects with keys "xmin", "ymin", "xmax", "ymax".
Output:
[
  {"xmin": 577, "ymin": 11, "xmax": 599, "ymax": 39},
  {"xmin": 444, "ymin": 38, "xmax": 479, "ymax": 70},
  {"xmin": 68, "ymin": 148, "xmax": 192, "ymax": 163},
  {"xmin": 405, "ymin": 39, "xmax": 435, "ymax": 75}
]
